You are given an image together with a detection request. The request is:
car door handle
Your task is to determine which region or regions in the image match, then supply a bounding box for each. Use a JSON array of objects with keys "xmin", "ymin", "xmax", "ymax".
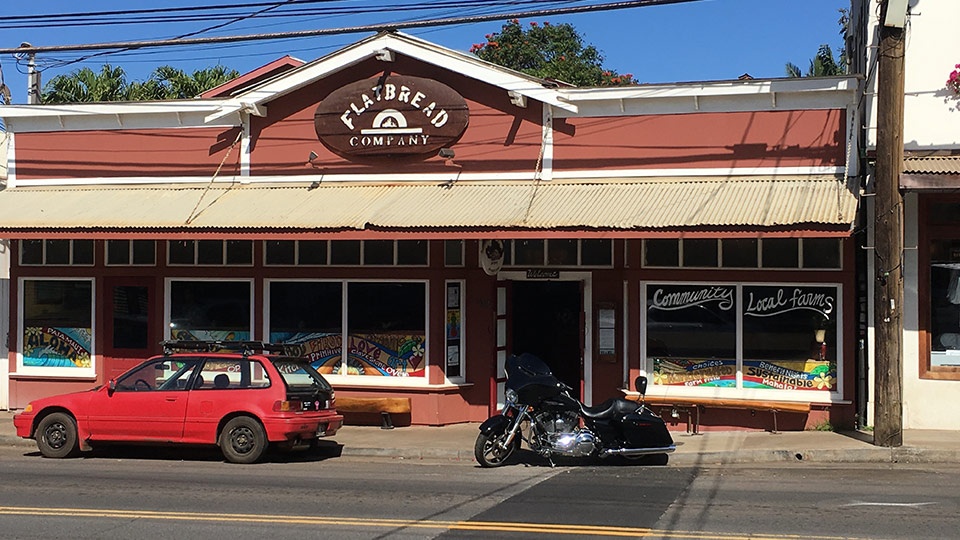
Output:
[{"xmin": 166, "ymin": 397, "xmax": 179, "ymax": 402}]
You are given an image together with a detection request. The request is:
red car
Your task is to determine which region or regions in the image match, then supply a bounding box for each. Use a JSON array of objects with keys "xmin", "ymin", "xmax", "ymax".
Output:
[{"xmin": 13, "ymin": 341, "xmax": 343, "ymax": 464}]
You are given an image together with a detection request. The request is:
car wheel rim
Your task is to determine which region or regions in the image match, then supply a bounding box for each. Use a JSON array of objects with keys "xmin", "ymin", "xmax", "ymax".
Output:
[
  {"xmin": 229, "ymin": 426, "xmax": 256, "ymax": 455},
  {"xmin": 44, "ymin": 422, "xmax": 67, "ymax": 450}
]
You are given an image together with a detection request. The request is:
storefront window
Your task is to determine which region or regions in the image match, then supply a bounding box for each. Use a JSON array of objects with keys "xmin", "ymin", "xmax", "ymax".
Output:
[
  {"xmin": 646, "ymin": 284, "xmax": 737, "ymax": 387},
  {"xmin": 20, "ymin": 278, "xmax": 94, "ymax": 377},
  {"xmin": 645, "ymin": 282, "xmax": 840, "ymax": 394},
  {"xmin": 742, "ymin": 285, "xmax": 837, "ymax": 391},
  {"xmin": 347, "ymin": 282, "xmax": 426, "ymax": 377},
  {"xmin": 928, "ymin": 239, "xmax": 960, "ymax": 368},
  {"xmin": 168, "ymin": 280, "xmax": 252, "ymax": 341},
  {"xmin": 268, "ymin": 281, "xmax": 344, "ymax": 370},
  {"xmin": 267, "ymin": 280, "xmax": 428, "ymax": 379}
]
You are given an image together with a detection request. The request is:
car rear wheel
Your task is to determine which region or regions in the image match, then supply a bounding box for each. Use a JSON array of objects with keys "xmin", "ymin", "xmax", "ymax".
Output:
[
  {"xmin": 219, "ymin": 416, "xmax": 267, "ymax": 464},
  {"xmin": 36, "ymin": 412, "xmax": 81, "ymax": 459}
]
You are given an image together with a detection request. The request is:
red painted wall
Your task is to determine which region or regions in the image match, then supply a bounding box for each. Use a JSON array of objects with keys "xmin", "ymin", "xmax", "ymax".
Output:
[
  {"xmin": 13, "ymin": 127, "xmax": 242, "ymax": 179},
  {"xmin": 553, "ymin": 109, "xmax": 846, "ymax": 171},
  {"xmin": 249, "ymin": 57, "xmax": 544, "ymax": 176}
]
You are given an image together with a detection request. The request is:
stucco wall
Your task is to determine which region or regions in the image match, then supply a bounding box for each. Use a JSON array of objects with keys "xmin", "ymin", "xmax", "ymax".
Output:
[{"xmin": 862, "ymin": 0, "xmax": 960, "ymax": 149}]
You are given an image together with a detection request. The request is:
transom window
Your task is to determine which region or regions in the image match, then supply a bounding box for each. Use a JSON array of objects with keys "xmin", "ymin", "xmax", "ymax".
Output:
[
  {"xmin": 19, "ymin": 240, "xmax": 94, "ymax": 266},
  {"xmin": 642, "ymin": 238, "xmax": 841, "ymax": 269},
  {"xmin": 499, "ymin": 239, "xmax": 612, "ymax": 267},
  {"xmin": 264, "ymin": 240, "xmax": 428, "ymax": 266},
  {"xmin": 106, "ymin": 240, "xmax": 156, "ymax": 266},
  {"xmin": 168, "ymin": 240, "xmax": 253, "ymax": 266}
]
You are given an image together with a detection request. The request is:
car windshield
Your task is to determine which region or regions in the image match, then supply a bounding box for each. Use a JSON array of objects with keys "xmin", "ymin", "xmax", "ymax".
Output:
[{"xmin": 271, "ymin": 357, "xmax": 332, "ymax": 390}]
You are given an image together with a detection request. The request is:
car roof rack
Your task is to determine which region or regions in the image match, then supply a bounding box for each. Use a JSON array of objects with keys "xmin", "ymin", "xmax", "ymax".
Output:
[{"xmin": 160, "ymin": 340, "xmax": 293, "ymax": 357}]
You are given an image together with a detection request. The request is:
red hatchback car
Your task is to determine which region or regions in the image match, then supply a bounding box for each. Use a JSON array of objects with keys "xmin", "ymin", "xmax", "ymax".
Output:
[{"xmin": 13, "ymin": 341, "xmax": 343, "ymax": 464}]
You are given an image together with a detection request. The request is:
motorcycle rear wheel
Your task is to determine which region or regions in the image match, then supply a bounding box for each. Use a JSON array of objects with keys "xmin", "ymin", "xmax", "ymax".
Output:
[{"xmin": 474, "ymin": 430, "xmax": 520, "ymax": 468}]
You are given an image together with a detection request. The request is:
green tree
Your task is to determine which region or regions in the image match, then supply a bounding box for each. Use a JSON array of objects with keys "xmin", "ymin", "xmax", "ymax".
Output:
[
  {"xmin": 41, "ymin": 65, "xmax": 129, "ymax": 103},
  {"xmin": 785, "ymin": 9, "xmax": 847, "ymax": 78},
  {"xmin": 471, "ymin": 19, "xmax": 635, "ymax": 87},
  {"xmin": 41, "ymin": 64, "xmax": 239, "ymax": 103},
  {"xmin": 785, "ymin": 44, "xmax": 845, "ymax": 78}
]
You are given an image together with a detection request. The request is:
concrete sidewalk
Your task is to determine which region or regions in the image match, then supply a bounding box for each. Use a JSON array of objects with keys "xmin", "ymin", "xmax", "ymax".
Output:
[{"xmin": 5, "ymin": 410, "xmax": 960, "ymax": 465}]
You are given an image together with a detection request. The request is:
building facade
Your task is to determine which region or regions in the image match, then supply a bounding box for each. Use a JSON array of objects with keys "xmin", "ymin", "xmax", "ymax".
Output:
[
  {"xmin": 0, "ymin": 32, "xmax": 860, "ymax": 429},
  {"xmin": 854, "ymin": 0, "xmax": 960, "ymax": 429}
]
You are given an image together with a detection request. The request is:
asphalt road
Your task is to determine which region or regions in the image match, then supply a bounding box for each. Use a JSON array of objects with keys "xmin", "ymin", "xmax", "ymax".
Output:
[{"xmin": 1, "ymin": 444, "xmax": 959, "ymax": 539}]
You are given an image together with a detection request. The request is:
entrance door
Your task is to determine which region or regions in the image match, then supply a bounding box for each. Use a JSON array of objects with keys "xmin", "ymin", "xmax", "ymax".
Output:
[
  {"xmin": 104, "ymin": 278, "xmax": 156, "ymax": 380},
  {"xmin": 511, "ymin": 281, "xmax": 584, "ymax": 396}
]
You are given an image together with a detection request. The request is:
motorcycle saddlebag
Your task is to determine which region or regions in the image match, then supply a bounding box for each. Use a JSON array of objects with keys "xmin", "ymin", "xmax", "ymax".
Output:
[{"xmin": 621, "ymin": 407, "xmax": 674, "ymax": 448}]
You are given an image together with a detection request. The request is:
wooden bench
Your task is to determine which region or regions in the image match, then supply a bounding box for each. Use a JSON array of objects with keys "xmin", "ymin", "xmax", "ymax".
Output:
[
  {"xmin": 336, "ymin": 397, "xmax": 412, "ymax": 429},
  {"xmin": 633, "ymin": 396, "xmax": 812, "ymax": 434}
]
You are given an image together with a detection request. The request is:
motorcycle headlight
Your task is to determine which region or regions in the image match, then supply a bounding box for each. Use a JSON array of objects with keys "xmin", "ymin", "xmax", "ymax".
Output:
[{"xmin": 505, "ymin": 388, "xmax": 518, "ymax": 404}]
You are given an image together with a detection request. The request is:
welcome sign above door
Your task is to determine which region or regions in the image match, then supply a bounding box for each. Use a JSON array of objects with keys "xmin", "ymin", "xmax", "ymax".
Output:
[{"xmin": 314, "ymin": 75, "xmax": 470, "ymax": 162}]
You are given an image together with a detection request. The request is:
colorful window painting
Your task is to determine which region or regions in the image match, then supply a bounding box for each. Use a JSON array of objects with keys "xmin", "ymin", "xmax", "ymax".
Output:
[
  {"xmin": 646, "ymin": 282, "xmax": 839, "ymax": 393},
  {"xmin": 268, "ymin": 280, "xmax": 427, "ymax": 378},
  {"xmin": 20, "ymin": 279, "xmax": 94, "ymax": 376},
  {"xmin": 646, "ymin": 283, "xmax": 737, "ymax": 388}
]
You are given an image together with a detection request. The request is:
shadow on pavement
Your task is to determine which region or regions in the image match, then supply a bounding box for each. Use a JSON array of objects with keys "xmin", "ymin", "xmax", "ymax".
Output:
[{"xmin": 15, "ymin": 440, "xmax": 345, "ymax": 464}]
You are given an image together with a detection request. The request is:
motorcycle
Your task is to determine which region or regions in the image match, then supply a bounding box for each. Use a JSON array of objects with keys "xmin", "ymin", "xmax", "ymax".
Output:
[{"xmin": 474, "ymin": 353, "xmax": 675, "ymax": 467}]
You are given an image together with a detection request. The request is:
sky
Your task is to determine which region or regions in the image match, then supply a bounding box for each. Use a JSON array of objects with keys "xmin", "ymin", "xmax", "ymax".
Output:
[{"xmin": 0, "ymin": 0, "xmax": 849, "ymax": 105}]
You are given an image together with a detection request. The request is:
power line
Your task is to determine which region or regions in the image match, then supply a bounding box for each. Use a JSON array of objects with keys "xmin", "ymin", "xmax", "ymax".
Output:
[
  {"xmin": 3, "ymin": 0, "xmax": 555, "ymax": 29},
  {"xmin": 2, "ymin": 0, "xmax": 701, "ymax": 54}
]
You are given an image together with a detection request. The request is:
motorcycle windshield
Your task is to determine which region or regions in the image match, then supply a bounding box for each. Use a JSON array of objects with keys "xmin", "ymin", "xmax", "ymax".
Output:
[{"xmin": 506, "ymin": 353, "xmax": 559, "ymax": 387}]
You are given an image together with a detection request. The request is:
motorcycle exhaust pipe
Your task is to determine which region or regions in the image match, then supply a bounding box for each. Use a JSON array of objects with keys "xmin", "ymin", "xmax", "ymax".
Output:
[{"xmin": 600, "ymin": 445, "xmax": 676, "ymax": 458}]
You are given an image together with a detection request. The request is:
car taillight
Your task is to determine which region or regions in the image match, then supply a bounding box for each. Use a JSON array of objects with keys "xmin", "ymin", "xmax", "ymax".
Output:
[{"xmin": 273, "ymin": 399, "xmax": 302, "ymax": 412}]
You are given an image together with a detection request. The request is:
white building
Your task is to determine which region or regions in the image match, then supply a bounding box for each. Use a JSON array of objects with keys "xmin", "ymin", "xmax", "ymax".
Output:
[{"xmin": 854, "ymin": 0, "xmax": 960, "ymax": 429}]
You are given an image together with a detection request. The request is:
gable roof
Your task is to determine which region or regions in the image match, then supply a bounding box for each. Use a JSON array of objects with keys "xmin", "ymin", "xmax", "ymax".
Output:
[
  {"xmin": 200, "ymin": 55, "xmax": 306, "ymax": 99},
  {"xmin": 203, "ymin": 31, "xmax": 577, "ymax": 123}
]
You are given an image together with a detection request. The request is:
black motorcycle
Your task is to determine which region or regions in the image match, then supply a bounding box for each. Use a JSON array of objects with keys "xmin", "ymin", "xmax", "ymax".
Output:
[{"xmin": 474, "ymin": 353, "xmax": 675, "ymax": 467}]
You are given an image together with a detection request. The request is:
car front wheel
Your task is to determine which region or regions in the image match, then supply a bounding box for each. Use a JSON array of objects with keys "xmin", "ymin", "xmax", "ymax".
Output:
[
  {"xmin": 36, "ymin": 412, "xmax": 81, "ymax": 459},
  {"xmin": 219, "ymin": 416, "xmax": 268, "ymax": 464}
]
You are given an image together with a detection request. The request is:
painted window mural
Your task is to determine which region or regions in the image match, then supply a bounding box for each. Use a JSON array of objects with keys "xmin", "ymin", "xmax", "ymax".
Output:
[
  {"xmin": 742, "ymin": 285, "xmax": 837, "ymax": 391},
  {"xmin": 646, "ymin": 284, "xmax": 738, "ymax": 387},
  {"xmin": 646, "ymin": 282, "xmax": 839, "ymax": 394},
  {"xmin": 268, "ymin": 280, "xmax": 427, "ymax": 378},
  {"xmin": 268, "ymin": 281, "xmax": 344, "ymax": 373},
  {"xmin": 20, "ymin": 279, "xmax": 94, "ymax": 376}
]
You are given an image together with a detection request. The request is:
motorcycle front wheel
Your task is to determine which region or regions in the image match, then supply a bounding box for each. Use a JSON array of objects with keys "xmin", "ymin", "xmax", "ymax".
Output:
[{"xmin": 474, "ymin": 429, "xmax": 520, "ymax": 468}]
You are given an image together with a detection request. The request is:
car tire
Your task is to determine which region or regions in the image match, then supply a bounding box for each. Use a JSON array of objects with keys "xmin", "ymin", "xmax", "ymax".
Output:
[
  {"xmin": 36, "ymin": 412, "xmax": 81, "ymax": 459},
  {"xmin": 219, "ymin": 416, "xmax": 268, "ymax": 464}
]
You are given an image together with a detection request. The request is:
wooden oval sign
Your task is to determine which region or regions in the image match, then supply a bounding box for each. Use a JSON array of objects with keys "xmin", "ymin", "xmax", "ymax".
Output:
[{"xmin": 314, "ymin": 75, "xmax": 469, "ymax": 161}]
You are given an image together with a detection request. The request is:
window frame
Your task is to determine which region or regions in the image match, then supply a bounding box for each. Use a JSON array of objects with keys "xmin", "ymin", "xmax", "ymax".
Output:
[
  {"xmin": 17, "ymin": 277, "xmax": 97, "ymax": 378},
  {"xmin": 641, "ymin": 280, "xmax": 843, "ymax": 402},
  {"xmin": 264, "ymin": 278, "xmax": 436, "ymax": 387},
  {"xmin": 641, "ymin": 238, "xmax": 843, "ymax": 270},
  {"xmin": 165, "ymin": 278, "xmax": 255, "ymax": 342},
  {"xmin": 166, "ymin": 240, "xmax": 254, "ymax": 266},
  {"xmin": 18, "ymin": 239, "xmax": 95, "ymax": 267},
  {"xmin": 262, "ymin": 240, "xmax": 429, "ymax": 267},
  {"xmin": 919, "ymin": 196, "xmax": 960, "ymax": 380}
]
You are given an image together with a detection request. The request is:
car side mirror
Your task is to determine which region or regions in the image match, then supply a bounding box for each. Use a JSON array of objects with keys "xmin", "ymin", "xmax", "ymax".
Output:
[
  {"xmin": 108, "ymin": 379, "xmax": 117, "ymax": 395},
  {"xmin": 635, "ymin": 375, "xmax": 648, "ymax": 397}
]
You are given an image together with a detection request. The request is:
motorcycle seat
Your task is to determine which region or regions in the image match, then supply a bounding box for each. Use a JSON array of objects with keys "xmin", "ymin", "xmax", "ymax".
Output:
[{"xmin": 581, "ymin": 398, "xmax": 640, "ymax": 420}]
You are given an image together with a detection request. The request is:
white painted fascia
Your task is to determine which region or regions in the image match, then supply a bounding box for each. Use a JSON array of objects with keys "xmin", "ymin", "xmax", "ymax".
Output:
[
  {"xmin": 560, "ymin": 76, "xmax": 858, "ymax": 102},
  {"xmin": 0, "ymin": 101, "xmax": 236, "ymax": 132},
  {"xmin": 204, "ymin": 31, "xmax": 577, "ymax": 124}
]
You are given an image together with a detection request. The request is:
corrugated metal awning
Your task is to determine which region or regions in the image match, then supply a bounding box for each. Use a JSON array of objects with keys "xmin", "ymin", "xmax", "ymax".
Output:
[
  {"xmin": 904, "ymin": 155, "xmax": 960, "ymax": 175},
  {"xmin": 901, "ymin": 156, "xmax": 960, "ymax": 189},
  {"xmin": 0, "ymin": 176, "xmax": 857, "ymax": 237}
]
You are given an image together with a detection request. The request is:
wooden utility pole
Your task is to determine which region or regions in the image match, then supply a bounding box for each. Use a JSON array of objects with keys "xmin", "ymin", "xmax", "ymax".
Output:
[{"xmin": 873, "ymin": 0, "xmax": 906, "ymax": 447}]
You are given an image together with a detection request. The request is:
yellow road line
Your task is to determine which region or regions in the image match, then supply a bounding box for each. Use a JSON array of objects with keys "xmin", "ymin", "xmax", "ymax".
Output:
[{"xmin": 0, "ymin": 506, "xmax": 870, "ymax": 539}]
